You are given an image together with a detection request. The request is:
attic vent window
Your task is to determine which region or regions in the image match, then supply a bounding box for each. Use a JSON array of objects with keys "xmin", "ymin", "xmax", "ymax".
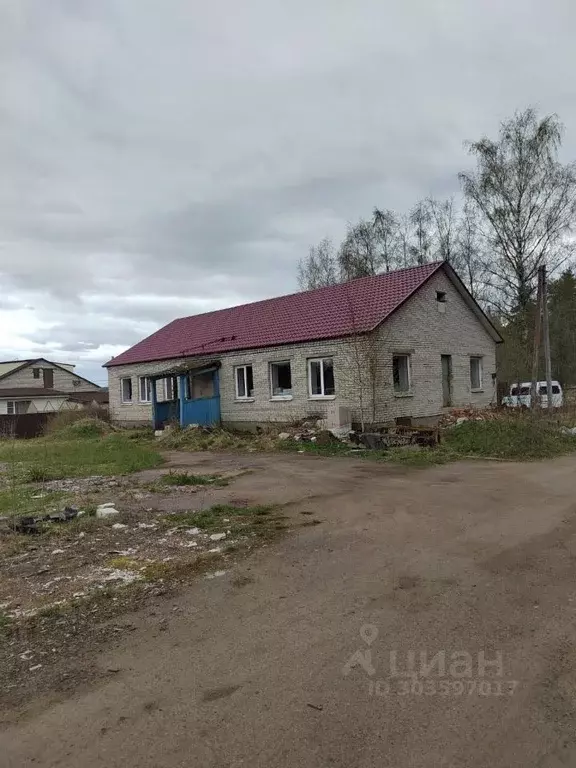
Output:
[
  {"xmin": 32, "ymin": 368, "xmax": 40, "ymax": 379},
  {"xmin": 436, "ymin": 291, "xmax": 447, "ymax": 303}
]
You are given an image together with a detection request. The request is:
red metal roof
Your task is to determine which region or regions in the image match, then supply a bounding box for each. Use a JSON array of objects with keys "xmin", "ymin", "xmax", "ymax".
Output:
[{"xmin": 105, "ymin": 262, "xmax": 444, "ymax": 367}]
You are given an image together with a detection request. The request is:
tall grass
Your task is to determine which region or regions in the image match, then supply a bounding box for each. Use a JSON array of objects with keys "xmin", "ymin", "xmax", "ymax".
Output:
[{"xmin": 444, "ymin": 417, "xmax": 576, "ymax": 459}]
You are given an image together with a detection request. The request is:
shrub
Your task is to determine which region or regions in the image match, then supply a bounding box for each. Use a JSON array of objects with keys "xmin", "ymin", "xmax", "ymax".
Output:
[{"xmin": 46, "ymin": 417, "xmax": 112, "ymax": 440}]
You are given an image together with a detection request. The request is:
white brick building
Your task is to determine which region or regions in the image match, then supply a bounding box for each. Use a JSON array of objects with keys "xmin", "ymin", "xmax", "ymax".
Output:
[
  {"xmin": 105, "ymin": 263, "xmax": 502, "ymax": 429},
  {"xmin": 0, "ymin": 358, "xmax": 104, "ymax": 415}
]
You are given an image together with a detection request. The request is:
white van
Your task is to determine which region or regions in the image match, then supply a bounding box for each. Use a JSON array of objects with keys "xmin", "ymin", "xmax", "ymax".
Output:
[{"xmin": 502, "ymin": 381, "xmax": 563, "ymax": 409}]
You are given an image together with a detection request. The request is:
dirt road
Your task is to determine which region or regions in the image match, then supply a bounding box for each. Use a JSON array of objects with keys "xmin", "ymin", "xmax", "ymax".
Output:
[{"xmin": 4, "ymin": 451, "xmax": 576, "ymax": 767}]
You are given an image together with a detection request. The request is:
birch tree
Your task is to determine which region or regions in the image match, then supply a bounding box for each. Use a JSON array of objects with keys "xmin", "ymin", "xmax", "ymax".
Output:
[{"xmin": 459, "ymin": 108, "xmax": 576, "ymax": 316}]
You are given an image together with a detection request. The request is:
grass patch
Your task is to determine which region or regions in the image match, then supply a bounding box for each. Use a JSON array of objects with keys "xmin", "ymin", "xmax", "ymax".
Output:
[
  {"xmin": 383, "ymin": 446, "xmax": 456, "ymax": 467},
  {"xmin": 157, "ymin": 426, "xmax": 279, "ymax": 453},
  {"xmin": 0, "ymin": 433, "xmax": 163, "ymax": 480},
  {"xmin": 162, "ymin": 503, "xmax": 277, "ymax": 534},
  {"xmin": 0, "ymin": 612, "xmax": 13, "ymax": 632},
  {"xmin": 160, "ymin": 471, "xmax": 227, "ymax": 487},
  {"xmin": 25, "ymin": 466, "xmax": 65, "ymax": 483},
  {"xmin": 278, "ymin": 440, "xmax": 353, "ymax": 457},
  {"xmin": 141, "ymin": 552, "xmax": 223, "ymax": 583},
  {"xmin": 0, "ymin": 486, "xmax": 69, "ymax": 518},
  {"xmin": 280, "ymin": 438, "xmax": 454, "ymax": 467},
  {"xmin": 444, "ymin": 418, "xmax": 576, "ymax": 460}
]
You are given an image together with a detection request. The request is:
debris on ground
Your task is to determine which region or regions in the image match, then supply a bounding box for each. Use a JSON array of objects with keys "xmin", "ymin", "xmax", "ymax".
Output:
[
  {"xmin": 205, "ymin": 570, "xmax": 227, "ymax": 579},
  {"xmin": 438, "ymin": 406, "xmax": 504, "ymax": 428},
  {"xmin": 1, "ymin": 505, "xmax": 84, "ymax": 535},
  {"xmin": 352, "ymin": 426, "xmax": 439, "ymax": 450},
  {"xmin": 43, "ymin": 476, "xmax": 126, "ymax": 493}
]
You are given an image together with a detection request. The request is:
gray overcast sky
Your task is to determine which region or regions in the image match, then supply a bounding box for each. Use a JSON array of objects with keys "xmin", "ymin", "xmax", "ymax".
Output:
[{"xmin": 1, "ymin": 0, "xmax": 575, "ymax": 384}]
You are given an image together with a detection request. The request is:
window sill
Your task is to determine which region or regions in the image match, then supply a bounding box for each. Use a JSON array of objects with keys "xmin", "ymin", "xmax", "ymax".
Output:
[
  {"xmin": 309, "ymin": 395, "xmax": 336, "ymax": 400},
  {"xmin": 121, "ymin": 401, "xmax": 133, "ymax": 406},
  {"xmin": 270, "ymin": 395, "xmax": 293, "ymax": 401},
  {"xmin": 394, "ymin": 392, "xmax": 414, "ymax": 398},
  {"xmin": 471, "ymin": 389, "xmax": 484, "ymax": 394},
  {"xmin": 235, "ymin": 397, "xmax": 255, "ymax": 403}
]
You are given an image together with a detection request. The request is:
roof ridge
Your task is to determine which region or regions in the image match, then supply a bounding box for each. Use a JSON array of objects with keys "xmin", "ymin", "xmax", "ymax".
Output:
[
  {"xmin": 105, "ymin": 261, "xmax": 447, "ymax": 368},
  {"xmin": 173, "ymin": 261, "xmax": 445, "ymax": 323}
]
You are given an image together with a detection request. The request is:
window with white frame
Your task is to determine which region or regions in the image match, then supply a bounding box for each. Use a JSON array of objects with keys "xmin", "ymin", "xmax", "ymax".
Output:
[
  {"xmin": 121, "ymin": 377, "xmax": 133, "ymax": 403},
  {"xmin": 308, "ymin": 358, "xmax": 335, "ymax": 397},
  {"xmin": 7, "ymin": 401, "xmax": 14, "ymax": 414},
  {"xmin": 235, "ymin": 365, "xmax": 254, "ymax": 399},
  {"xmin": 270, "ymin": 361, "xmax": 292, "ymax": 397},
  {"xmin": 470, "ymin": 357, "xmax": 483, "ymax": 390},
  {"xmin": 164, "ymin": 377, "xmax": 177, "ymax": 400},
  {"xmin": 392, "ymin": 354, "xmax": 411, "ymax": 393},
  {"xmin": 139, "ymin": 376, "xmax": 152, "ymax": 402}
]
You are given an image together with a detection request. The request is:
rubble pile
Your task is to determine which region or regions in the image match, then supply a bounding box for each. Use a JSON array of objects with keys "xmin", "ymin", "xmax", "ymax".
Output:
[{"xmin": 438, "ymin": 407, "xmax": 504, "ymax": 428}]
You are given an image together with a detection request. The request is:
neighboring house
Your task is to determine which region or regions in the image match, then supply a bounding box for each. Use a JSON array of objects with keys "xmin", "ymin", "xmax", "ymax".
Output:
[
  {"xmin": 105, "ymin": 262, "xmax": 503, "ymax": 430},
  {"xmin": 0, "ymin": 358, "xmax": 103, "ymax": 415},
  {"xmin": 68, "ymin": 389, "xmax": 110, "ymax": 410}
]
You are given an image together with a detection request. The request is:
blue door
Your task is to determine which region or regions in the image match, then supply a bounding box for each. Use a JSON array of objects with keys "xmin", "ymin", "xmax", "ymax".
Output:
[{"xmin": 179, "ymin": 368, "xmax": 221, "ymax": 427}]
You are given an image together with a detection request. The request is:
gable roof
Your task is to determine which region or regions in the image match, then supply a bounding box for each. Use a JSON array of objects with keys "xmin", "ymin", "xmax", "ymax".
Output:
[
  {"xmin": 105, "ymin": 262, "xmax": 502, "ymax": 368},
  {"xmin": 0, "ymin": 358, "xmax": 101, "ymax": 389}
]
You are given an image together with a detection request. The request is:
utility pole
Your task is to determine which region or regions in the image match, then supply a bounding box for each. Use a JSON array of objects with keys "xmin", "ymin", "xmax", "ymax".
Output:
[
  {"xmin": 530, "ymin": 268, "xmax": 543, "ymax": 409},
  {"xmin": 541, "ymin": 265, "xmax": 553, "ymax": 409}
]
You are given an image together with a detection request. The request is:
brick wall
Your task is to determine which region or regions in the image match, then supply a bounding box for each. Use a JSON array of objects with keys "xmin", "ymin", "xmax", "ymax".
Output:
[
  {"xmin": 370, "ymin": 269, "xmax": 497, "ymax": 422},
  {"xmin": 107, "ymin": 270, "xmax": 498, "ymax": 427}
]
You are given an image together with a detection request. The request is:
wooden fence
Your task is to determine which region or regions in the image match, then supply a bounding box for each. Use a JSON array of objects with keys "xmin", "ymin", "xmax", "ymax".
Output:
[{"xmin": 0, "ymin": 413, "xmax": 52, "ymax": 439}]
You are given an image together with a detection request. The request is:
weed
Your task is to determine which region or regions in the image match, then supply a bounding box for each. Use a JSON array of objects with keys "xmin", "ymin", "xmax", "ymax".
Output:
[
  {"xmin": 141, "ymin": 561, "xmax": 175, "ymax": 581},
  {"xmin": 25, "ymin": 466, "xmax": 63, "ymax": 483},
  {"xmin": 160, "ymin": 472, "xmax": 226, "ymax": 487}
]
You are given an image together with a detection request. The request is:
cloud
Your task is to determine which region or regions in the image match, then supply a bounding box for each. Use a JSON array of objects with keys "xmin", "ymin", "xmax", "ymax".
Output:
[{"xmin": 1, "ymin": 0, "xmax": 576, "ymax": 381}]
